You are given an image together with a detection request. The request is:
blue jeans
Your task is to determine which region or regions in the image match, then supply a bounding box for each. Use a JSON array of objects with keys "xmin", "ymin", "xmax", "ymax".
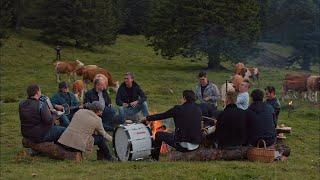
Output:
[
  {"xmin": 58, "ymin": 115, "xmax": 70, "ymax": 127},
  {"xmin": 119, "ymin": 101, "xmax": 150, "ymax": 123},
  {"xmin": 42, "ymin": 126, "xmax": 66, "ymax": 142},
  {"xmin": 102, "ymin": 106, "xmax": 117, "ymax": 131}
]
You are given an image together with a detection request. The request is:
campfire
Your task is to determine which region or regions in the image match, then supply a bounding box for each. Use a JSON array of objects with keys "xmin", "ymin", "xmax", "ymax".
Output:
[{"xmin": 150, "ymin": 120, "xmax": 169, "ymax": 154}]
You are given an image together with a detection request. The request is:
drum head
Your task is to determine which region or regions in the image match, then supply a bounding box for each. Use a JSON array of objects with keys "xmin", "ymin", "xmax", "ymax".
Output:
[{"xmin": 114, "ymin": 127, "xmax": 130, "ymax": 161}]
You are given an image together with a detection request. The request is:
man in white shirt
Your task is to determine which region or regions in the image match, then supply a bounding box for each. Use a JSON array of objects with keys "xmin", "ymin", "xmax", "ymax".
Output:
[{"xmin": 236, "ymin": 80, "xmax": 250, "ymax": 110}]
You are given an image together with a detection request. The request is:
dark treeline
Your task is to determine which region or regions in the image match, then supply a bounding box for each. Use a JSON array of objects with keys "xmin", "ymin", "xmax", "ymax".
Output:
[{"xmin": 0, "ymin": 0, "xmax": 319, "ymax": 70}]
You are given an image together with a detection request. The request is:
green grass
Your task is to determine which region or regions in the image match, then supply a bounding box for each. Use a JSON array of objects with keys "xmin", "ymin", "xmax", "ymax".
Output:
[{"xmin": 1, "ymin": 29, "xmax": 319, "ymax": 179}]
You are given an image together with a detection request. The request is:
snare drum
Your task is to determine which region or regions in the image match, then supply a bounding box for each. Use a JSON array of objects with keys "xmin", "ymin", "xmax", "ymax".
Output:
[{"xmin": 113, "ymin": 123, "xmax": 153, "ymax": 161}]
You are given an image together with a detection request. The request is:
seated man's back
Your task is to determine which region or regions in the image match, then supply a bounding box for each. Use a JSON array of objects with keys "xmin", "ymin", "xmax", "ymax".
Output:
[
  {"xmin": 213, "ymin": 91, "xmax": 247, "ymax": 148},
  {"xmin": 247, "ymin": 89, "xmax": 276, "ymax": 146},
  {"xmin": 19, "ymin": 98, "xmax": 53, "ymax": 142}
]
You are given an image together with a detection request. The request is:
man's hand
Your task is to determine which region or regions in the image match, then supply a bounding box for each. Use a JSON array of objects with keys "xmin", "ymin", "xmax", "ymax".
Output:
[
  {"xmin": 204, "ymin": 97, "xmax": 211, "ymax": 101},
  {"xmin": 78, "ymin": 105, "xmax": 84, "ymax": 109},
  {"xmin": 123, "ymin": 103, "xmax": 129, "ymax": 108},
  {"xmin": 130, "ymin": 101, "xmax": 139, "ymax": 108},
  {"xmin": 54, "ymin": 105, "xmax": 64, "ymax": 111},
  {"xmin": 140, "ymin": 117, "xmax": 149, "ymax": 125}
]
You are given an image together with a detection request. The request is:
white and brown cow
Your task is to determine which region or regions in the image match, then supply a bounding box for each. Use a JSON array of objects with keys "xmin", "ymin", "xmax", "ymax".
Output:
[{"xmin": 54, "ymin": 60, "xmax": 84, "ymax": 82}]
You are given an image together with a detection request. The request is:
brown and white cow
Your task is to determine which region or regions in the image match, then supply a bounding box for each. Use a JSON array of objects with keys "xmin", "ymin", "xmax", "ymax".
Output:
[
  {"xmin": 82, "ymin": 67, "xmax": 119, "ymax": 92},
  {"xmin": 306, "ymin": 76, "xmax": 320, "ymax": 102},
  {"xmin": 72, "ymin": 80, "xmax": 85, "ymax": 102},
  {"xmin": 54, "ymin": 60, "xmax": 84, "ymax": 82},
  {"xmin": 281, "ymin": 74, "xmax": 311, "ymax": 101},
  {"xmin": 231, "ymin": 74, "xmax": 244, "ymax": 92},
  {"xmin": 235, "ymin": 62, "xmax": 245, "ymax": 75}
]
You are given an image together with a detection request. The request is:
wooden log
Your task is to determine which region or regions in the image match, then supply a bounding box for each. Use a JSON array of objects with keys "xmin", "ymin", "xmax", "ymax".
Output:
[
  {"xmin": 168, "ymin": 147, "xmax": 249, "ymax": 161},
  {"xmin": 276, "ymin": 127, "xmax": 291, "ymax": 134},
  {"xmin": 22, "ymin": 138, "xmax": 82, "ymax": 162}
]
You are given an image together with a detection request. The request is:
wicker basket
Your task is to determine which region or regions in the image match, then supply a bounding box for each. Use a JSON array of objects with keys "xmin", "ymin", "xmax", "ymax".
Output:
[{"xmin": 247, "ymin": 139, "xmax": 275, "ymax": 163}]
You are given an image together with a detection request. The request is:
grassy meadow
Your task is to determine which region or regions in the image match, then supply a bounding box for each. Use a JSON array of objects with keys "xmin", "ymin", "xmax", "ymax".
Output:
[{"xmin": 0, "ymin": 29, "xmax": 319, "ymax": 179}]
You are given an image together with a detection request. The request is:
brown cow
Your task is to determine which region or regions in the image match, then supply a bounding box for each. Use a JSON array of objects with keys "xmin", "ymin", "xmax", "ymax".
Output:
[
  {"xmin": 282, "ymin": 79, "xmax": 308, "ymax": 101},
  {"xmin": 54, "ymin": 60, "xmax": 84, "ymax": 82},
  {"xmin": 235, "ymin": 62, "xmax": 245, "ymax": 75},
  {"xmin": 72, "ymin": 80, "xmax": 85, "ymax": 102},
  {"xmin": 74, "ymin": 65, "xmax": 98, "ymax": 76},
  {"xmin": 82, "ymin": 67, "xmax": 119, "ymax": 92},
  {"xmin": 284, "ymin": 73, "xmax": 311, "ymax": 81},
  {"xmin": 306, "ymin": 76, "xmax": 320, "ymax": 102},
  {"xmin": 231, "ymin": 74, "xmax": 244, "ymax": 92}
]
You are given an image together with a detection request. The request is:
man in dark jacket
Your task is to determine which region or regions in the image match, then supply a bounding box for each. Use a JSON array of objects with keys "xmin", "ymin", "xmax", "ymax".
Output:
[
  {"xmin": 210, "ymin": 91, "xmax": 247, "ymax": 148},
  {"xmin": 19, "ymin": 84, "xmax": 66, "ymax": 143},
  {"xmin": 247, "ymin": 89, "xmax": 276, "ymax": 147},
  {"xmin": 116, "ymin": 72, "xmax": 149, "ymax": 123},
  {"xmin": 265, "ymin": 86, "xmax": 281, "ymax": 123},
  {"xmin": 143, "ymin": 90, "xmax": 202, "ymax": 161},
  {"xmin": 84, "ymin": 78, "xmax": 117, "ymax": 131},
  {"xmin": 51, "ymin": 82, "xmax": 82, "ymax": 127}
]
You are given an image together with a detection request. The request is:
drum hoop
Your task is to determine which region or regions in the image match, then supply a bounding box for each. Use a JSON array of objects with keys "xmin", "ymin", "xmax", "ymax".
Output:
[
  {"xmin": 113, "ymin": 125, "xmax": 132, "ymax": 161},
  {"xmin": 113, "ymin": 124, "xmax": 152, "ymax": 161}
]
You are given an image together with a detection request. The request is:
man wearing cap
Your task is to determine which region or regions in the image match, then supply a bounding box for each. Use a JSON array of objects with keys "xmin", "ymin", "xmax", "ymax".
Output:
[
  {"xmin": 84, "ymin": 78, "xmax": 117, "ymax": 131},
  {"xmin": 58, "ymin": 101, "xmax": 115, "ymax": 161},
  {"xmin": 116, "ymin": 72, "xmax": 149, "ymax": 123},
  {"xmin": 51, "ymin": 81, "xmax": 82, "ymax": 127}
]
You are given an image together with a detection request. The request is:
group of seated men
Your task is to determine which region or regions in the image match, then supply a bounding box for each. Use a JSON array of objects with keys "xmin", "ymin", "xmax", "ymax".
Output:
[{"xmin": 19, "ymin": 70, "xmax": 281, "ymax": 161}]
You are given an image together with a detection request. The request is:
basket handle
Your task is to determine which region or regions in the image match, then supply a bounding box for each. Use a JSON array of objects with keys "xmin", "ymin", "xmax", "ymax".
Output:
[{"xmin": 257, "ymin": 139, "xmax": 267, "ymax": 149}]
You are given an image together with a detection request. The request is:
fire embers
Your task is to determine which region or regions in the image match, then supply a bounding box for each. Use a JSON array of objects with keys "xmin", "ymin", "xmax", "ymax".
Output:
[{"xmin": 150, "ymin": 121, "xmax": 169, "ymax": 154}]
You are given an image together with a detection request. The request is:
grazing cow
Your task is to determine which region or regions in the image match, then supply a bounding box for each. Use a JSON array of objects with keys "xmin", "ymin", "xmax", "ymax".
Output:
[
  {"xmin": 82, "ymin": 67, "xmax": 119, "ymax": 92},
  {"xmin": 220, "ymin": 82, "xmax": 236, "ymax": 104},
  {"xmin": 231, "ymin": 74, "xmax": 244, "ymax": 91},
  {"xmin": 282, "ymin": 80, "xmax": 308, "ymax": 101},
  {"xmin": 72, "ymin": 80, "xmax": 85, "ymax": 102},
  {"xmin": 54, "ymin": 60, "xmax": 84, "ymax": 82},
  {"xmin": 235, "ymin": 62, "xmax": 245, "ymax": 75},
  {"xmin": 74, "ymin": 65, "xmax": 98, "ymax": 77},
  {"xmin": 306, "ymin": 76, "xmax": 320, "ymax": 102},
  {"xmin": 284, "ymin": 73, "xmax": 311, "ymax": 81},
  {"xmin": 241, "ymin": 67, "xmax": 260, "ymax": 82}
]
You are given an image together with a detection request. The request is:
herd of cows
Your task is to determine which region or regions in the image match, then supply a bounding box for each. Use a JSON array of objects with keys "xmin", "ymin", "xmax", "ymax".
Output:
[{"xmin": 53, "ymin": 60, "xmax": 319, "ymax": 103}]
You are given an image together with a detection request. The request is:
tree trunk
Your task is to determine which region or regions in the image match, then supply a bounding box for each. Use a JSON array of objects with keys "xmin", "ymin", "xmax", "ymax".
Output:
[{"xmin": 207, "ymin": 52, "xmax": 224, "ymax": 70}]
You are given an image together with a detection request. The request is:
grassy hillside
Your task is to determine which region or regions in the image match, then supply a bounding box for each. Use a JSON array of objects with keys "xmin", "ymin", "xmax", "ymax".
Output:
[{"xmin": 0, "ymin": 29, "xmax": 319, "ymax": 179}]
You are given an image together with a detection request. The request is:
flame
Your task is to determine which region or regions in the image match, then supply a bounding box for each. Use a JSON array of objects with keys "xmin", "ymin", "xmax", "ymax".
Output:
[
  {"xmin": 150, "ymin": 112, "xmax": 169, "ymax": 154},
  {"xmin": 288, "ymin": 101, "xmax": 293, "ymax": 106}
]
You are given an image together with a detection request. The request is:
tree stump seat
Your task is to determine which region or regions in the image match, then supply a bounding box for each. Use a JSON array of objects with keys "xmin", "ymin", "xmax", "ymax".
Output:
[{"xmin": 22, "ymin": 138, "xmax": 82, "ymax": 162}]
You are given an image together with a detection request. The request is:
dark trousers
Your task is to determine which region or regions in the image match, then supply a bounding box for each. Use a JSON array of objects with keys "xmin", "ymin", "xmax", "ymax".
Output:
[
  {"xmin": 102, "ymin": 106, "xmax": 117, "ymax": 131},
  {"xmin": 93, "ymin": 134, "xmax": 112, "ymax": 159},
  {"xmin": 153, "ymin": 132, "xmax": 188, "ymax": 161}
]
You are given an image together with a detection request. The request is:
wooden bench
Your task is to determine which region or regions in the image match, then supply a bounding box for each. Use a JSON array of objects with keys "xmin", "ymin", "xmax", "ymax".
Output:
[{"xmin": 22, "ymin": 138, "xmax": 82, "ymax": 162}]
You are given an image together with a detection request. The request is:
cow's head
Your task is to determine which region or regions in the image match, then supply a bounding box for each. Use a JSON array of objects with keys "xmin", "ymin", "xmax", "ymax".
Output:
[{"xmin": 75, "ymin": 60, "xmax": 84, "ymax": 68}]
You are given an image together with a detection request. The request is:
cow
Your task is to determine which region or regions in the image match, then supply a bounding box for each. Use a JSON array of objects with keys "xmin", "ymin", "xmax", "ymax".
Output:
[
  {"xmin": 54, "ymin": 60, "xmax": 84, "ymax": 83},
  {"xmin": 231, "ymin": 74, "xmax": 244, "ymax": 92},
  {"xmin": 74, "ymin": 65, "xmax": 98, "ymax": 77},
  {"xmin": 235, "ymin": 62, "xmax": 245, "ymax": 75},
  {"xmin": 306, "ymin": 76, "xmax": 320, "ymax": 102},
  {"xmin": 82, "ymin": 67, "xmax": 119, "ymax": 92},
  {"xmin": 72, "ymin": 80, "xmax": 85, "ymax": 102},
  {"xmin": 220, "ymin": 82, "xmax": 236, "ymax": 105},
  {"xmin": 284, "ymin": 73, "xmax": 311, "ymax": 81},
  {"xmin": 282, "ymin": 79, "xmax": 308, "ymax": 101}
]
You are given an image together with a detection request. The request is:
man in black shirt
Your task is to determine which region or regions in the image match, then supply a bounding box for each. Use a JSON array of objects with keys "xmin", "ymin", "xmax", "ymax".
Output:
[
  {"xmin": 265, "ymin": 86, "xmax": 281, "ymax": 122},
  {"xmin": 209, "ymin": 91, "xmax": 247, "ymax": 148},
  {"xmin": 116, "ymin": 72, "xmax": 149, "ymax": 123},
  {"xmin": 143, "ymin": 90, "xmax": 202, "ymax": 161},
  {"xmin": 247, "ymin": 89, "xmax": 276, "ymax": 147}
]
